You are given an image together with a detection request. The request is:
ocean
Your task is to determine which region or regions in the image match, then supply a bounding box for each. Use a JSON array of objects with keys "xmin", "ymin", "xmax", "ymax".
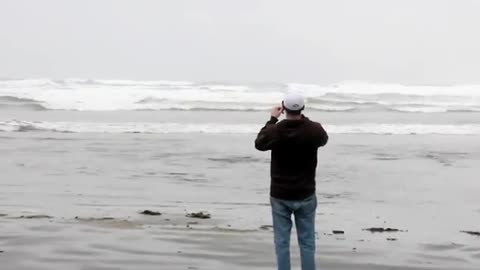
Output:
[
  {"xmin": 1, "ymin": 79, "xmax": 479, "ymax": 269},
  {"xmin": 1, "ymin": 79, "xmax": 480, "ymax": 134}
]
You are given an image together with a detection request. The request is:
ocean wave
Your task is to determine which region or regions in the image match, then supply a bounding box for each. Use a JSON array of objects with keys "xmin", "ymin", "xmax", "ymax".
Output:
[
  {"xmin": 1, "ymin": 79, "xmax": 479, "ymax": 112},
  {"xmin": 389, "ymin": 106, "xmax": 480, "ymax": 113},
  {"xmin": 288, "ymin": 82, "xmax": 480, "ymax": 96},
  {"xmin": 0, "ymin": 96, "xmax": 41, "ymax": 103},
  {"xmin": 135, "ymin": 98, "xmax": 356, "ymax": 112},
  {"xmin": 1, "ymin": 120, "xmax": 479, "ymax": 135},
  {"xmin": 0, "ymin": 96, "xmax": 48, "ymax": 111},
  {"xmin": 0, "ymin": 103, "xmax": 47, "ymax": 111},
  {"xmin": 309, "ymin": 105, "xmax": 357, "ymax": 112}
]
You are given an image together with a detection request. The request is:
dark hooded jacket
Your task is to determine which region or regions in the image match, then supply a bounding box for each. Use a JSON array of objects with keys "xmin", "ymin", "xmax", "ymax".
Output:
[{"xmin": 255, "ymin": 115, "xmax": 328, "ymax": 200}]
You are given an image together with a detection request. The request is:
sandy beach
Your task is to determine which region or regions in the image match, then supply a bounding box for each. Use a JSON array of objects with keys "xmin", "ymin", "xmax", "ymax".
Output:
[{"xmin": 1, "ymin": 128, "xmax": 479, "ymax": 269}]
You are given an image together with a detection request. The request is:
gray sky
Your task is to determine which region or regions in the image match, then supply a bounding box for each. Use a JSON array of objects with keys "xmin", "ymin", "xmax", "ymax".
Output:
[{"xmin": 1, "ymin": 0, "xmax": 479, "ymax": 84}]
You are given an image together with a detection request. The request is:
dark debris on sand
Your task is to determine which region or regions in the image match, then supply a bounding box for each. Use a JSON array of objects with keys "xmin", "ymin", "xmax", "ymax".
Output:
[
  {"xmin": 186, "ymin": 212, "xmax": 211, "ymax": 219},
  {"xmin": 16, "ymin": 215, "xmax": 53, "ymax": 219},
  {"xmin": 363, "ymin": 227, "xmax": 405, "ymax": 233},
  {"xmin": 461, "ymin": 231, "xmax": 480, "ymax": 236},
  {"xmin": 74, "ymin": 217, "xmax": 115, "ymax": 221},
  {"xmin": 140, "ymin": 210, "xmax": 162, "ymax": 216},
  {"xmin": 260, "ymin": 225, "xmax": 274, "ymax": 230}
]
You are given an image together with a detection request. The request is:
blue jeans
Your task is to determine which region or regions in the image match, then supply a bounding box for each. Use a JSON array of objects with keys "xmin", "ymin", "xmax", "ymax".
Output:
[{"xmin": 270, "ymin": 194, "xmax": 317, "ymax": 270}]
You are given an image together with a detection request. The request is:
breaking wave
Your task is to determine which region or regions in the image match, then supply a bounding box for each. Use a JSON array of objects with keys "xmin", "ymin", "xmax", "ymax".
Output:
[
  {"xmin": 1, "ymin": 120, "xmax": 479, "ymax": 135},
  {"xmin": 1, "ymin": 79, "xmax": 479, "ymax": 112}
]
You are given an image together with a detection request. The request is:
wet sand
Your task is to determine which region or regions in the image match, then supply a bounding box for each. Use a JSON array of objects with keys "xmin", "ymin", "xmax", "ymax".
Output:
[
  {"xmin": 1, "ymin": 214, "xmax": 479, "ymax": 270},
  {"xmin": 1, "ymin": 132, "xmax": 480, "ymax": 269}
]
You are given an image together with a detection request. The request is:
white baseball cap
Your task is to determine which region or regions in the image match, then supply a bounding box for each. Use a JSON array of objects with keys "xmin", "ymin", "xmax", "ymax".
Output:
[{"xmin": 283, "ymin": 92, "xmax": 305, "ymax": 111}]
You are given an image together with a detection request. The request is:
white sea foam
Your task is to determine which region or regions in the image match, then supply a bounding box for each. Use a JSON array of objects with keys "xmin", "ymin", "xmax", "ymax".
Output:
[
  {"xmin": 390, "ymin": 106, "xmax": 480, "ymax": 113},
  {"xmin": 1, "ymin": 79, "xmax": 479, "ymax": 112},
  {"xmin": 1, "ymin": 120, "xmax": 479, "ymax": 135},
  {"xmin": 288, "ymin": 82, "xmax": 480, "ymax": 96}
]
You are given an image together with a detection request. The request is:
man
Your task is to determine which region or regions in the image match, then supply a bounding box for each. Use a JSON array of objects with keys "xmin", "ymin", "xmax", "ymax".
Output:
[{"xmin": 255, "ymin": 92, "xmax": 329, "ymax": 270}]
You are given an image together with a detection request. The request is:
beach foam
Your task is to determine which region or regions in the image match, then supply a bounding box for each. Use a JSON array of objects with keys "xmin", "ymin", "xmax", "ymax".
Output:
[{"xmin": 1, "ymin": 120, "xmax": 479, "ymax": 135}]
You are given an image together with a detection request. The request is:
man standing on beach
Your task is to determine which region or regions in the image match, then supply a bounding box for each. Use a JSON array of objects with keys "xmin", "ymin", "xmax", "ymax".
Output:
[{"xmin": 255, "ymin": 93, "xmax": 329, "ymax": 270}]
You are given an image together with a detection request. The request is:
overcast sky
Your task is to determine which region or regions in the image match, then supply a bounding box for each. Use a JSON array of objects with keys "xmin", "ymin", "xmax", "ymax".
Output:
[{"xmin": 1, "ymin": 0, "xmax": 479, "ymax": 84}]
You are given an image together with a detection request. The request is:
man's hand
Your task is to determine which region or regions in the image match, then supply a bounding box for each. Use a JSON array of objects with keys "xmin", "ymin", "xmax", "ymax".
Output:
[{"xmin": 271, "ymin": 105, "xmax": 283, "ymax": 119}]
